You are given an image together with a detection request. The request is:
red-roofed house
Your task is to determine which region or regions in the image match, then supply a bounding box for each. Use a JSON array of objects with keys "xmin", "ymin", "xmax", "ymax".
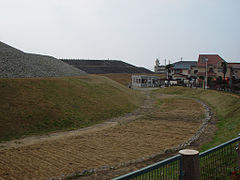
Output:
[{"xmin": 197, "ymin": 54, "xmax": 231, "ymax": 87}]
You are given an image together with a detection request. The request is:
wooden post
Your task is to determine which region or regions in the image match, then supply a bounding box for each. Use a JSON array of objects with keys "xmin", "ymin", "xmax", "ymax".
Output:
[{"xmin": 179, "ymin": 149, "xmax": 200, "ymax": 180}]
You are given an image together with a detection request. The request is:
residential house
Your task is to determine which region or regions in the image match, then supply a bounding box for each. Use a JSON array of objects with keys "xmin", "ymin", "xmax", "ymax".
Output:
[
  {"xmin": 196, "ymin": 54, "xmax": 231, "ymax": 87},
  {"xmin": 189, "ymin": 64, "xmax": 199, "ymax": 79},
  {"xmin": 170, "ymin": 61, "xmax": 197, "ymax": 80},
  {"xmin": 229, "ymin": 63, "xmax": 240, "ymax": 80}
]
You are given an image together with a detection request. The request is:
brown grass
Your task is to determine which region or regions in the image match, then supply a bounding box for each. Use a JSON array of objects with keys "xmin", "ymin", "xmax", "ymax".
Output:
[
  {"xmin": 0, "ymin": 120, "xmax": 200, "ymax": 180},
  {"xmin": 0, "ymin": 94, "xmax": 204, "ymax": 179},
  {"xmin": 155, "ymin": 86, "xmax": 240, "ymax": 150},
  {"xmin": 153, "ymin": 96, "xmax": 205, "ymax": 122}
]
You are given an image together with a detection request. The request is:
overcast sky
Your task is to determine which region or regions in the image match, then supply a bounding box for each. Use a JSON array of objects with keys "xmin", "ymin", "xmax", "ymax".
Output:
[{"xmin": 1, "ymin": 0, "xmax": 240, "ymax": 70}]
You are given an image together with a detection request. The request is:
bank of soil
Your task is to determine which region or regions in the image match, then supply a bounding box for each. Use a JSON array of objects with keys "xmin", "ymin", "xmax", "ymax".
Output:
[{"xmin": 0, "ymin": 91, "xmax": 207, "ymax": 180}]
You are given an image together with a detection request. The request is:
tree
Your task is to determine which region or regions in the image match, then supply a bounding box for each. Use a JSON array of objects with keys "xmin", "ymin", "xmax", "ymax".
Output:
[
  {"xmin": 221, "ymin": 61, "xmax": 227, "ymax": 80},
  {"xmin": 166, "ymin": 64, "xmax": 173, "ymax": 80},
  {"xmin": 221, "ymin": 61, "xmax": 227, "ymax": 90}
]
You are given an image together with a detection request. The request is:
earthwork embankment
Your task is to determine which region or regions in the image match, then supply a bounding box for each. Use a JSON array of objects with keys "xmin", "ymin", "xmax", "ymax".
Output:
[{"xmin": 0, "ymin": 89, "xmax": 208, "ymax": 180}]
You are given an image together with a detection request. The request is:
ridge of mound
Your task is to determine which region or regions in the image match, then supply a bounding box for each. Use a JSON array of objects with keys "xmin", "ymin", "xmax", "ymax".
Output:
[
  {"xmin": 0, "ymin": 41, "xmax": 87, "ymax": 78},
  {"xmin": 61, "ymin": 59, "xmax": 153, "ymax": 74}
]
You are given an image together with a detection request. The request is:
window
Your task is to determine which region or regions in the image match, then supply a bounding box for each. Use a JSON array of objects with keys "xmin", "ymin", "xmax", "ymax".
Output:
[
  {"xmin": 201, "ymin": 57, "xmax": 208, "ymax": 63},
  {"xmin": 175, "ymin": 69, "xmax": 182, "ymax": 73},
  {"xmin": 209, "ymin": 68, "xmax": 214, "ymax": 73},
  {"xmin": 218, "ymin": 68, "xmax": 223, "ymax": 72}
]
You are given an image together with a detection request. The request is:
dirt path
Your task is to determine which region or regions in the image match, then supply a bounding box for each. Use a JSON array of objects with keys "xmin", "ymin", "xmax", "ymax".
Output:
[
  {"xmin": 0, "ymin": 91, "xmax": 152, "ymax": 150},
  {"xmin": 0, "ymin": 90, "xmax": 206, "ymax": 180}
]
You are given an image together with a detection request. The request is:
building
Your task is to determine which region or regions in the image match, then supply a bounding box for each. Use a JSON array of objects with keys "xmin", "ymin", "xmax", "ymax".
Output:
[
  {"xmin": 131, "ymin": 75, "xmax": 160, "ymax": 88},
  {"xmin": 154, "ymin": 58, "xmax": 167, "ymax": 74},
  {"xmin": 229, "ymin": 63, "xmax": 240, "ymax": 80},
  {"xmin": 197, "ymin": 54, "xmax": 231, "ymax": 87},
  {"xmin": 170, "ymin": 61, "xmax": 197, "ymax": 80},
  {"xmin": 189, "ymin": 63, "xmax": 199, "ymax": 80}
]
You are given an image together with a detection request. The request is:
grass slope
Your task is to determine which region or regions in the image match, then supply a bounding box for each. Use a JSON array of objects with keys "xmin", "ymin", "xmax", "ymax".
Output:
[
  {"xmin": 156, "ymin": 87, "xmax": 240, "ymax": 150},
  {"xmin": 0, "ymin": 75, "xmax": 142, "ymax": 142}
]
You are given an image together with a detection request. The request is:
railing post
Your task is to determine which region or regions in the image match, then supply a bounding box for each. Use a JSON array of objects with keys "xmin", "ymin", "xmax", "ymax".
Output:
[
  {"xmin": 179, "ymin": 149, "xmax": 200, "ymax": 180},
  {"xmin": 237, "ymin": 142, "xmax": 240, "ymax": 169},
  {"xmin": 238, "ymin": 133, "xmax": 240, "ymax": 170}
]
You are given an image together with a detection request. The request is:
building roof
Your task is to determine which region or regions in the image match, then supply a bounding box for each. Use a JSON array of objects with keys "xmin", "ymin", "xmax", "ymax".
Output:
[
  {"xmin": 197, "ymin": 54, "xmax": 225, "ymax": 67},
  {"xmin": 132, "ymin": 75, "xmax": 160, "ymax": 79},
  {"xmin": 173, "ymin": 61, "xmax": 197, "ymax": 70}
]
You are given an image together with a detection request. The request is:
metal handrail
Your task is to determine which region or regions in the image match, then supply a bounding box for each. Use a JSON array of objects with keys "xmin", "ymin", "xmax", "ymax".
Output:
[
  {"xmin": 199, "ymin": 136, "xmax": 240, "ymax": 158},
  {"xmin": 112, "ymin": 135, "xmax": 240, "ymax": 180},
  {"xmin": 112, "ymin": 154, "xmax": 181, "ymax": 180}
]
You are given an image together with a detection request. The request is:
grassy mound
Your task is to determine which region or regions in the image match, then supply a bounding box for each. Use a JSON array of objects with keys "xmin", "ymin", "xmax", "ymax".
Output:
[
  {"xmin": 0, "ymin": 75, "xmax": 142, "ymax": 142},
  {"xmin": 155, "ymin": 87, "xmax": 240, "ymax": 150}
]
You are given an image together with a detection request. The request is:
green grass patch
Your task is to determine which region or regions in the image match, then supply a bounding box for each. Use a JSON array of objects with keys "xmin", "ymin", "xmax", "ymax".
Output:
[
  {"xmin": 0, "ymin": 75, "xmax": 143, "ymax": 142},
  {"xmin": 154, "ymin": 87, "xmax": 240, "ymax": 151}
]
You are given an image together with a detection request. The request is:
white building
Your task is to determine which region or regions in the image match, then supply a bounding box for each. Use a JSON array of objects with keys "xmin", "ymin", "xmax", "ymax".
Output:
[
  {"xmin": 131, "ymin": 75, "xmax": 160, "ymax": 88},
  {"xmin": 154, "ymin": 58, "xmax": 167, "ymax": 74}
]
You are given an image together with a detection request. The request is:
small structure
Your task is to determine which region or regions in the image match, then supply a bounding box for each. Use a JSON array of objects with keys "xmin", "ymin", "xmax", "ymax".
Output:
[
  {"xmin": 131, "ymin": 75, "xmax": 160, "ymax": 88},
  {"xmin": 154, "ymin": 58, "xmax": 167, "ymax": 74}
]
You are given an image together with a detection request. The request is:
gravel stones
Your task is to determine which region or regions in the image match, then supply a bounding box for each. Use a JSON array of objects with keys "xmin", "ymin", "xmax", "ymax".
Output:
[{"xmin": 0, "ymin": 41, "xmax": 87, "ymax": 78}]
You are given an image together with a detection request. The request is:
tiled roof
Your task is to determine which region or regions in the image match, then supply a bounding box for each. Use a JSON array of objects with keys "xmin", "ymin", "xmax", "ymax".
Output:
[
  {"xmin": 173, "ymin": 61, "xmax": 197, "ymax": 70},
  {"xmin": 197, "ymin": 54, "xmax": 224, "ymax": 67}
]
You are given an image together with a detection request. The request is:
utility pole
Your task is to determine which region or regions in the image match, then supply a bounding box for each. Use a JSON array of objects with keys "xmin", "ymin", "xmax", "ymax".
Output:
[{"xmin": 205, "ymin": 58, "xmax": 208, "ymax": 89}]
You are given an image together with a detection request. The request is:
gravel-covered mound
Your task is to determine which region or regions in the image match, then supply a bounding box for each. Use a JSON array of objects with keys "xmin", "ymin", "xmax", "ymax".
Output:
[
  {"xmin": 0, "ymin": 41, "xmax": 87, "ymax": 78},
  {"xmin": 61, "ymin": 59, "xmax": 153, "ymax": 74}
]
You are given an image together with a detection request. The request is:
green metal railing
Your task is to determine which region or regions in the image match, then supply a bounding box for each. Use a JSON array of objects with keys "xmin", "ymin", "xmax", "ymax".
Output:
[
  {"xmin": 112, "ymin": 154, "xmax": 182, "ymax": 180},
  {"xmin": 113, "ymin": 136, "xmax": 240, "ymax": 180},
  {"xmin": 199, "ymin": 136, "xmax": 240, "ymax": 179}
]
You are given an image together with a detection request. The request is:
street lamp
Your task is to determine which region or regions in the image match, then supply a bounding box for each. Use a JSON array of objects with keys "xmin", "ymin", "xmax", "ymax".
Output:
[{"xmin": 205, "ymin": 57, "xmax": 208, "ymax": 89}]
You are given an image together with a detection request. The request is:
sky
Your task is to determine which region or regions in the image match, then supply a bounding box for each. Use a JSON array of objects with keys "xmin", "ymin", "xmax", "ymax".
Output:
[{"xmin": 0, "ymin": 0, "xmax": 240, "ymax": 70}]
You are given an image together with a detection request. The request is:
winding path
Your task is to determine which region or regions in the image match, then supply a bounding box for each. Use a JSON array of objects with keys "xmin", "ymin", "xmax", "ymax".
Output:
[{"xmin": 0, "ymin": 90, "xmax": 210, "ymax": 180}]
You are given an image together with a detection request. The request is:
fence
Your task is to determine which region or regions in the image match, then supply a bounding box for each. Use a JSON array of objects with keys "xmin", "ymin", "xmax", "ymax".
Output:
[
  {"xmin": 112, "ymin": 154, "xmax": 182, "ymax": 180},
  {"xmin": 112, "ymin": 136, "xmax": 240, "ymax": 180},
  {"xmin": 199, "ymin": 136, "xmax": 240, "ymax": 179}
]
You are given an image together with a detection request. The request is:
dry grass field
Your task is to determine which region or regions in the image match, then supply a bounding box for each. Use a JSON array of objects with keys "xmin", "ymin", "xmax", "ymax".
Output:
[
  {"xmin": 0, "ymin": 93, "xmax": 204, "ymax": 180},
  {"xmin": 156, "ymin": 87, "xmax": 240, "ymax": 150}
]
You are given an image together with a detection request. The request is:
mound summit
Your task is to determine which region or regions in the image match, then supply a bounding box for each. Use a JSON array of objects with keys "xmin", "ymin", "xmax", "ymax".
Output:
[
  {"xmin": 0, "ymin": 41, "xmax": 86, "ymax": 78},
  {"xmin": 61, "ymin": 59, "xmax": 153, "ymax": 74}
]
